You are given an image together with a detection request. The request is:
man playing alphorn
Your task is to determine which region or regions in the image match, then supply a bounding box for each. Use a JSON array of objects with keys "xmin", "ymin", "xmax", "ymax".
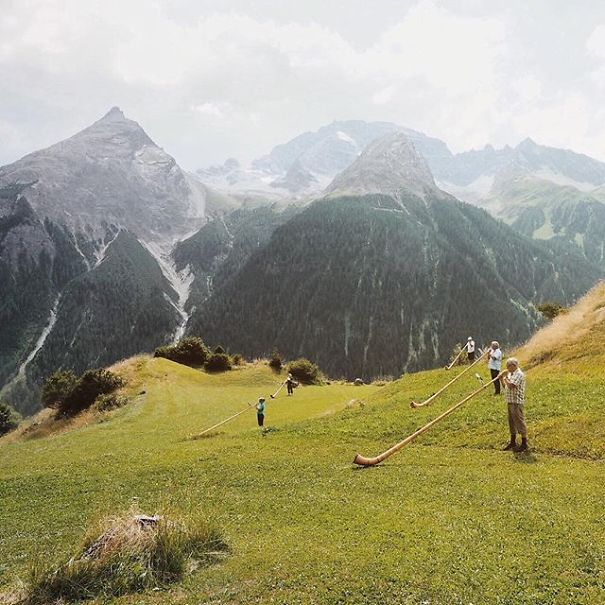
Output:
[
  {"xmin": 502, "ymin": 358, "xmax": 528, "ymax": 452},
  {"xmin": 487, "ymin": 341, "xmax": 503, "ymax": 395}
]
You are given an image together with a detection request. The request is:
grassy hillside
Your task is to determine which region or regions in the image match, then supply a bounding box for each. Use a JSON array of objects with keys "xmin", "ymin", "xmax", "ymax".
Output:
[{"xmin": 2, "ymin": 288, "xmax": 605, "ymax": 603}]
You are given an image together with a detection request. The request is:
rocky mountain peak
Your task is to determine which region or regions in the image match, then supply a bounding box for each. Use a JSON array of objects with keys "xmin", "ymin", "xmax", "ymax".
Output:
[
  {"xmin": 100, "ymin": 106, "xmax": 127, "ymax": 122},
  {"xmin": 517, "ymin": 137, "xmax": 539, "ymax": 152},
  {"xmin": 325, "ymin": 131, "xmax": 437, "ymax": 198}
]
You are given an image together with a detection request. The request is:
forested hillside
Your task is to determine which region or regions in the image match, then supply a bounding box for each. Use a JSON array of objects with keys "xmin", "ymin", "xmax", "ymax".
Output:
[
  {"xmin": 190, "ymin": 192, "xmax": 600, "ymax": 379},
  {"xmin": 173, "ymin": 205, "xmax": 301, "ymax": 310}
]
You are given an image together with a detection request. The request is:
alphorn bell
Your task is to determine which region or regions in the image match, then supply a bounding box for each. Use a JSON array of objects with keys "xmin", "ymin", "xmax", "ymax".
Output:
[
  {"xmin": 411, "ymin": 349, "xmax": 488, "ymax": 408},
  {"xmin": 353, "ymin": 371, "xmax": 505, "ymax": 467}
]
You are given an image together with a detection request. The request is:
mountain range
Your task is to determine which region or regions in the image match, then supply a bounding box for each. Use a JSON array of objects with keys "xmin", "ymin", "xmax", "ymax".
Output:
[{"xmin": 2, "ymin": 109, "xmax": 605, "ymax": 413}]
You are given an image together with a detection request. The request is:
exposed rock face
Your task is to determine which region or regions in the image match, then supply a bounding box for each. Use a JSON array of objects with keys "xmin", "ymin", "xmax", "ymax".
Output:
[
  {"xmin": 0, "ymin": 107, "xmax": 214, "ymax": 243},
  {"xmin": 0, "ymin": 108, "xmax": 239, "ymax": 414},
  {"xmin": 199, "ymin": 120, "xmax": 449, "ymax": 197},
  {"xmin": 324, "ymin": 132, "xmax": 437, "ymax": 198}
]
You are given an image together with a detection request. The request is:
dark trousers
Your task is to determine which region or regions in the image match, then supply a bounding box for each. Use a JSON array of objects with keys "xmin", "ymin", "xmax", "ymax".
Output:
[
  {"xmin": 257, "ymin": 413, "xmax": 264, "ymax": 427},
  {"xmin": 287, "ymin": 382, "xmax": 294, "ymax": 395},
  {"xmin": 490, "ymin": 369, "xmax": 501, "ymax": 394},
  {"xmin": 468, "ymin": 351, "xmax": 475, "ymax": 362}
]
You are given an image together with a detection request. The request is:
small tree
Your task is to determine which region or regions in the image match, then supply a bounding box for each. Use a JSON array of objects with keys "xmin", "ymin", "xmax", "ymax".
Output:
[
  {"xmin": 61, "ymin": 369, "xmax": 124, "ymax": 416},
  {"xmin": 0, "ymin": 402, "xmax": 20, "ymax": 435},
  {"xmin": 538, "ymin": 302, "xmax": 566, "ymax": 320},
  {"xmin": 154, "ymin": 336, "xmax": 210, "ymax": 367},
  {"xmin": 268, "ymin": 350, "xmax": 282, "ymax": 372},
  {"xmin": 205, "ymin": 353, "xmax": 232, "ymax": 373},
  {"xmin": 287, "ymin": 358, "xmax": 322, "ymax": 385},
  {"xmin": 42, "ymin": 369, "xmax": 78, "ymax": 409}
]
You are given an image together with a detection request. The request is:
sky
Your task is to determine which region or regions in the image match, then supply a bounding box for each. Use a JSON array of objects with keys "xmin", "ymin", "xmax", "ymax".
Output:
[{"xmin": 1, "ymin": 0, "xmax": 605, "ymax": 170}]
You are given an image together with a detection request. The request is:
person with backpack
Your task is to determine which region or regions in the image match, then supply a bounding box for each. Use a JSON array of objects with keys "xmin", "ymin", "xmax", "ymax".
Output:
[{"xmin": 487, "ymin": 341, "xmax": 503, "ymax": 395}]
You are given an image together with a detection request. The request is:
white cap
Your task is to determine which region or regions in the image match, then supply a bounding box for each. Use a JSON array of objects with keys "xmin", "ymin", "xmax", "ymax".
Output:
[{"xmin": 468, "ymin": 336, "xmax": 473, "ymax": 341}]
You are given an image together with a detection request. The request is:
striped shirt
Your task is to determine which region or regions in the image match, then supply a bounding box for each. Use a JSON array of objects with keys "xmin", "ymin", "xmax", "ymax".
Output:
[{"xmin": 505, "ymin": 368, "xmax": 525, "ymax": 405}]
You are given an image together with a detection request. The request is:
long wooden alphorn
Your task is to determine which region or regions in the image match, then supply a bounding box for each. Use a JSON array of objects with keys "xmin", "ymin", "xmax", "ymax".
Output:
[
  {"xmin": 445, "ymin": 342, "xmax": 468, "ymax": 370},
  {"xmin": 192, "ymin": 403, "xmax": 254, "ymax": 438},
  {"xmin": 411, "ymin": 349, "xmax": 488, "ymax": 408},
  {"xmin": 353, "ymin": 371, "xmax": 505, "ymax": 467}
]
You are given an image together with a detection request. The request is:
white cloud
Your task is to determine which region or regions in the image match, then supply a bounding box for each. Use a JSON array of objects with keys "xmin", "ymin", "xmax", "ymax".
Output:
[{"xmin": 0, "ymin": 0, "xmax": 604, "ymax": 167}]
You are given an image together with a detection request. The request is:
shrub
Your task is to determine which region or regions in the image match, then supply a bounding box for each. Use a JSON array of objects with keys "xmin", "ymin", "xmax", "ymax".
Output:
[
  {"xmin": 41, "ymin": 369, "xmax": 78, "ymax": 409},
  {"xmin": 154, "ymin": 336, "xmax": 210, "ymax": 367},
  {"xmin": 205, "ymin": 353, "xmax": 232, "ymax": 373},
  {"xmin": 231, "ymin": 353, "xmax": 244, "ymax": 366},
  {"xmin": 287, "ymin": 358, "xmax": 322, "ymax": 385},
  {"xmin": 60, "ymin": 369, "xmax": 125, "ymax": 417},
  {"xmin": 22, "ymin": 508, "xmax": 227, "ymax": 604},
  {"xmin": 94, "ymin": 393, "xmax": 129, "ymax": 412},
  {"xmin": 213, "ymin": 345, "xmax": 225, "ymax": 354},
  {"xmin": 538, "ymin": 302, "xmax": 567, "ymax": 320},
  {"xmin": 0, "ymin": 402, "xmax": 20, "ymax": 435},
  {"xmin": 448, "ymin": 343, "xmax": 466, "ymax": 367},
  {"xmin": 268, "ymin": 350, "xmax": 282, "ymax": 372}
]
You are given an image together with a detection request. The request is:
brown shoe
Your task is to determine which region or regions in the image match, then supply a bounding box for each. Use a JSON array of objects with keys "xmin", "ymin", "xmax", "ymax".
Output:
[{"xmin": 503, "ymin": 441, "xmax": 516, "ymax": 451}]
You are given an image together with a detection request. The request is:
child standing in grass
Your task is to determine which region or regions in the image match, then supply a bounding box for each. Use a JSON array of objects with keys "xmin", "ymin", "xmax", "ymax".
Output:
[{"xmin": 256, "ymin": 397, "xmax": 266, "ymax": 428}]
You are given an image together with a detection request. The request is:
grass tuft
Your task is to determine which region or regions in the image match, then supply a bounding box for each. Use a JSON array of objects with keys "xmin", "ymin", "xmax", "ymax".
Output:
[{"xmin": 18, "ymin": 508, "xmax": 227, "ymax": 604}]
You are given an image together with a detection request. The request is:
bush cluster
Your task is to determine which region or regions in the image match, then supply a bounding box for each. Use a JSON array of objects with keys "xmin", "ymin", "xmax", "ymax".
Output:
[
  {"xmin": 94, "ymin": 393, "xmax": 129, "ymax": 412},
  {"xmin": 205, "ymin": 353, "xmax": 232, "ymax": 373},
  {"xmin": 154, "ymin": 336, "xmax": 210, "ymax": 367},
  {"xmin": 287, "ymin": 358, "xmax": 322, "ymax": 385},
  {"xmin": 42, "ymin": 368, "xmax": 125, "ymax": 417},
  {"xmin": 0, "ymin": 402, "xmax": 21, "ymax": 435},
  {"xmin": 268, "ymin": 351, "xmax": 282, "ymax": 371},
  {"xmin": 538, "ymin": 302, "xmax": 567, "ymax": 320},
  {"xmin": 155, "ymin": 337, "xmax": 243, "ymax": 373}
]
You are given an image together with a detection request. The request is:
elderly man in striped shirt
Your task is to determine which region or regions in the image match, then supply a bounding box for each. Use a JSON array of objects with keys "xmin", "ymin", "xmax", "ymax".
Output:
[{"xmin": 502, "ymin": 357, "xmax": 528, "ymax": 452}]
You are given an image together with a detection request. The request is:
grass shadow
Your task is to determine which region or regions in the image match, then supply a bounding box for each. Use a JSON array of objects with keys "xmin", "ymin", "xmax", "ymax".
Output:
[{"xmin": 513, "ymin": 451, "xmax": 538, "ymax": 464}]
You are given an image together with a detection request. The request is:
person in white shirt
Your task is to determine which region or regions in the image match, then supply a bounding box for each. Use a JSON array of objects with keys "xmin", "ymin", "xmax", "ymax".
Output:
[
  {"xmin": 466, "ymin": 336, "xmax": 476, "ymax": 362},
  {"xmin": 487, "ymin": 341, "xmax": 503, "ymax": 395}
]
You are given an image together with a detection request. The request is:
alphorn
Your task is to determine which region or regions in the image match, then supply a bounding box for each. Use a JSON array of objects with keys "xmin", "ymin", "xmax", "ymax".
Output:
[
  {"xmin": 270, "ymin": 380, "xmax": 286, "ymax": 399},
  {"xmin": 445, "ymin": 342, "xmax": 468, "ymax": 370},
  {"xmin": 353, "ymin": 371, "xmax": 505, "ymax": 467},
  {"xmin": 411, "ymin": 349, "xmax": 488, "ymax": 408},
  {"xmin": 192, "ymin": 403, "xmax": 254, "ymax": 438}
]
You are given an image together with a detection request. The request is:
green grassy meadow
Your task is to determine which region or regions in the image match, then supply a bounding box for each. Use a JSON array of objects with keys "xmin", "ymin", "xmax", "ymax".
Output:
[{"xmin": 1, "ymin": 352, "xmax": 604, "ymax": 604}]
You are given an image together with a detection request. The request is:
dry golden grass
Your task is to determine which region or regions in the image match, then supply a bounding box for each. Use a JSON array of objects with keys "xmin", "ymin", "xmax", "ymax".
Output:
[
  {"xmin": 14, "ymin": 507, "xmax": 226, "ymax": 605},
  {"xmin": 518, "ymin": 281, "xmax": 605, "ymax": 370}
]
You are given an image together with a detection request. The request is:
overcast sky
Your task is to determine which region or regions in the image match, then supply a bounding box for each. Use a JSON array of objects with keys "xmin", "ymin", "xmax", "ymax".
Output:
[{"xmin": 2, "ymin": 0, "xmax": 605, "ymax": 170}]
